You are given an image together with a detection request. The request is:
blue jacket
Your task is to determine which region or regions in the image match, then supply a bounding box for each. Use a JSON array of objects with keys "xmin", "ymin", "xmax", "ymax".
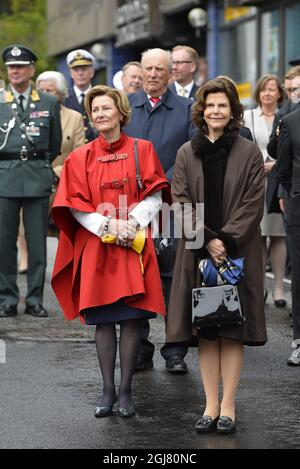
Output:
[{"xmin": 124, "ymin": 88, "xmax": 194, "ymax": 176}]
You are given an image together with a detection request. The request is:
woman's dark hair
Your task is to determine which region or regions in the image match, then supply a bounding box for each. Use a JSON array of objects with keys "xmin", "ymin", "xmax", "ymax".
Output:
[{"xmin": 192, "ymin": 77, "xmax": 244, "ymax": 133}]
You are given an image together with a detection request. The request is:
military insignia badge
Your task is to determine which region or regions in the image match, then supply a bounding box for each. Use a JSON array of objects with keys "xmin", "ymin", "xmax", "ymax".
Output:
[
  {"xmin": 74, "ymin": 52, "xmax": 84, "ymax": 60},
  {"xmin": 11, "ymin": 46, "xmax": 22, "ymax": 57}
]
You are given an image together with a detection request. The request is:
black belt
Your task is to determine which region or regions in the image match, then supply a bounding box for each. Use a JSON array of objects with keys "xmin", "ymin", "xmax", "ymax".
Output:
[{"xmin": 0, "ymin": 151, "xmax": 49, "ymax": 161}]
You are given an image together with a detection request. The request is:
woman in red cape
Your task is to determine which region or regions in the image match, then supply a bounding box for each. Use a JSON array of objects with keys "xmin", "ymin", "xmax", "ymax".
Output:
[{"xmin": 51, "ymin": 85, "xmax": 170, "ymax": 419}]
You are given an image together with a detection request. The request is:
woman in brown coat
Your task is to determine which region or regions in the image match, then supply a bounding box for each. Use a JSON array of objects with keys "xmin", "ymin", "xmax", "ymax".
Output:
[{"xmin": 166, "ymin": 77, "xmax": 267, "ymax": 434}]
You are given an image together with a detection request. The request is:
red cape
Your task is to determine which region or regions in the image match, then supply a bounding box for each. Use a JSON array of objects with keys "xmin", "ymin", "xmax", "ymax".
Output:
[{"xmin": 51, "ymin": 133, "xmax": 170, "ymax": 321}]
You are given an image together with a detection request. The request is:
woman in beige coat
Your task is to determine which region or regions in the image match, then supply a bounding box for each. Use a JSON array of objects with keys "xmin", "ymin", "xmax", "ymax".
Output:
[
  {"xmin": 166, "ymin": 77, "xmax": 267, "ymax": 434},
  {"xmin": 36, "ymin": 71, "xmax": 85, "ymax": 178},
  {"xmin": 36, "ymin": 71, "xmax": 85, "ymax": 236}
]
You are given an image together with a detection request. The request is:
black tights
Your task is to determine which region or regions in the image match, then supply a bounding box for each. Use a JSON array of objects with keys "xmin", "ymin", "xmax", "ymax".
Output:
[{"xmin": 95, "ymin": 319, "xmax": 141, "ymax": 407}]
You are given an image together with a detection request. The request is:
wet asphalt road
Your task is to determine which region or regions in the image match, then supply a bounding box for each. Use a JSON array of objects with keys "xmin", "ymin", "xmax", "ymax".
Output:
[{"xmin": 0, "ymin": 238, "xmax": 300, "ymax": 449}]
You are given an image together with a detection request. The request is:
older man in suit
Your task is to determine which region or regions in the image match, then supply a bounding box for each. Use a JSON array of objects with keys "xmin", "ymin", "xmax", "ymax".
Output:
[
  {"xmin": 277, "ymin": 108, "xmax": 300, "ymax": 365},
  {"xmin": 124, "ymin": 48, "xmax": 194, "ymax": 374}
]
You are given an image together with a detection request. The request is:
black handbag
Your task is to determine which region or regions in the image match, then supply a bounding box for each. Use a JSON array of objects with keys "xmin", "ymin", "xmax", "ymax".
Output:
[
  {"xmin": 155, "ymin": 236, "xmax": 176, "ymax": 273},
  {"xmin": 266, "ymin": 163, "xmax": 281, "ymax": 214},
  {"xmin": 192, "ymin": 284, "xmax": 244, "ymax": 329}
]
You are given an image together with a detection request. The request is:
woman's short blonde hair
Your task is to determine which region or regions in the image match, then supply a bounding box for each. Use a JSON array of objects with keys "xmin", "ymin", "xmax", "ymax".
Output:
[
  {"xmin": 84, "ymin": 85, "xmax": 131, "ymax": 127},
  {"xmin": 254, "ymin": 74, "xmax": 284, "ymax": 106}
]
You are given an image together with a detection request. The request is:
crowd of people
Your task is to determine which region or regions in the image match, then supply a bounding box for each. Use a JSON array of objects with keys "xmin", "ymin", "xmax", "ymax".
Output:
[{"xmin": 0, "ymin": 41, "xmax": 299, "ymax": 434}]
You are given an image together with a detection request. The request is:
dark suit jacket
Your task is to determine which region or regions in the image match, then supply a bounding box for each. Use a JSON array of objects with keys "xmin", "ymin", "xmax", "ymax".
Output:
[
  {"xmin": 64, "ymin": 88, "xmax": 97, "ymax": 143},
  {"xmin": 267, "ymin": 100, "xmax": 300, "ymax": 159},
  {"xmin": 124, "ymin": 88, "xmax": 194, "ymax": 175},
  {"xmin": 0, "ymin": 88, "xmax": 62, "ymax": 197},
  {"xmin": 169, "ymin": 82, "xmax": 199, "ymax": 101},
  {"xmin": 277, "ymin": 108, "xmax": 300, "ymax": 224},
  {"xmin": 239, "ymin": 126, "xmax": 253, "ymax": 141}
]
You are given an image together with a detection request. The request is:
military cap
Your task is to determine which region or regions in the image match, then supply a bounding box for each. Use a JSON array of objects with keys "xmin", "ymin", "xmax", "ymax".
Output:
[
  {"xmin": 66, "ymin": 49, "xmax": 95, "ymax": 68},
  {"xmin": 289, "ymin": 56, "xmax": 300, "ymax": 66},
  {"xmin": 2, "ymin": 44, "xmax": 37, "ymax": 66}
]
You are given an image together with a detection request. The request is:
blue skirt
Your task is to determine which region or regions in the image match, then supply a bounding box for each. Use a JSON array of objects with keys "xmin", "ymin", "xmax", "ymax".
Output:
[{"xmin": 81, "ymin": 299, "xmax": 157, "ymax": 325}]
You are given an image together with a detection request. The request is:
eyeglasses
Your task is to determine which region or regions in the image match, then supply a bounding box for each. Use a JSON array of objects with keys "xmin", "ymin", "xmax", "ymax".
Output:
[
  {"xmin": 172, "ymin": 60, "xmax": 193, "ymax": 65},
  {"xmin": 285, "ymin": 87, "xmax": 300, "ymax": 94}
]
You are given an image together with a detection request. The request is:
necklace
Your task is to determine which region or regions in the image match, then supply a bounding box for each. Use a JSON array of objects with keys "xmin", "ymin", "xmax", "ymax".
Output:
[{"xmin": 262, "ymin": 110, "xmax": 275, "ymax": 117}]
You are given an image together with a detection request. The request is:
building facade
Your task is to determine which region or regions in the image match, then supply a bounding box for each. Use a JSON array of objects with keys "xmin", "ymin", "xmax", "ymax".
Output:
[
  {"xmin": 47, "ymin": 0, "xmax": 300, "ymax": 101},
  {"xmin": 216, "ymin": 0, "xmax": 300, "ymax": 104}
]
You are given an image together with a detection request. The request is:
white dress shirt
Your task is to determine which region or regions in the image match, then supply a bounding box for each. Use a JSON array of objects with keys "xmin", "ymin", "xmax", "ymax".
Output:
[
  {"xmin": 70, "ymin": 190, "xmax": 162, "ymax": 236},
  {"xmin": 174, "ymin": 81, "xmax": 194, "ymax": 98},
  {"xmin": 73, "ymin": 85, "xmax": 92, "ymax": 104}
]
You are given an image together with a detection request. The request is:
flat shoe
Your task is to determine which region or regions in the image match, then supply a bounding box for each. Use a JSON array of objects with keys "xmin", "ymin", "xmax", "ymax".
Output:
[
  {"xmin": 117, "ymin": 402, "xmax": 135, "ymax": 418},
  {"xmin": 18, "ymin": 269, "xmax": 27, "ymax": 275},
  {"xmin": 95, "ymin": 395, "xmax": 117, "ymax": 418},
  {"xmin": 94, "ymin": 405, "xmax": 114, "ymax": 418},
  {"xmin": 274, "ymin": 299, "xmax": 287, "ymax": 308},
  {"xmin": 216, "ymin": 416, "xmax": 236, "ymax": 434},
  {"xmin": 195, "ymin": 415, "xmax": 219, "ymax": 433}
]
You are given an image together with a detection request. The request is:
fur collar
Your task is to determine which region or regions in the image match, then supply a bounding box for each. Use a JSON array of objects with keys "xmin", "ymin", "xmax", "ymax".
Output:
[{"xmin": 191, "ymin": 129, "xmax": 238, "ymax": 159}]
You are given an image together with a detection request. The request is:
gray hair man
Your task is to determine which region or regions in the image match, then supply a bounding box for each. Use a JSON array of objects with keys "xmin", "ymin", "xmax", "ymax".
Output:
[{"xmin": 121, "ymin": 61, "xmax": 143, "ymax": 94}]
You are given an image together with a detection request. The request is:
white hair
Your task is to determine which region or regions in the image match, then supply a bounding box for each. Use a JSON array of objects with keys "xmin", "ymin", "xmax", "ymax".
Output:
[
  {"xmin": 141, "ymin": 48, "xmax": 172, "ymax": 72},
  {"xmin": 36, "ymin": 71, "xmax": 69, "ymax": 99}
]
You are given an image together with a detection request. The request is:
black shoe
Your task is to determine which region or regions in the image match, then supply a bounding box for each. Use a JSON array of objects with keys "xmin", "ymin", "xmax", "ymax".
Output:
[
  {"xmin": 18, "ymin": 269, "xmax": 27, "ymax": 275},
  {"xmin": 134, "ymin": 355, "xmax": 153, "ymax": 372},
  {"xmin": 216, "ymin": 416, "xmax": 236, "ymax": 434},
  {"xmin": 0, "ymin": 304, "xmax": 18, "ymax": 318},
  {"xmin": 117, "ymin": 402, "xmax": 135, "ymax": 418},
  {"xmin": 166, "ymin": 355, "xmax": 188, "ymax": 374},
  {"xmin": 274, "ymin": 299, "xmax": 287, "ymax": 308},
  {"xmin": 195, "ymin": 415, "xmax": 219, "ymax": 433},
  {"xmin": 25, "ymin": 304, "xmax": 48, "ymax": 318},
  {"xmin": 94, "ymin": 405, "xmax": 114, "ymax": 418}
]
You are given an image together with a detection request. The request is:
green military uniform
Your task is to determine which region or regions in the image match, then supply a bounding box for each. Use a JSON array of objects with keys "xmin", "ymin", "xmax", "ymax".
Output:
[{"xmin": 0, "ymin": 45, "xmax": 62, "ymax": 315}]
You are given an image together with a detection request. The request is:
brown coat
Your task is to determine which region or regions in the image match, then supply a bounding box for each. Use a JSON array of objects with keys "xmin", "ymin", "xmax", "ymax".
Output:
[{"xmin": 166, "ymin": 135, "xmax": 268, "ymax": 346}]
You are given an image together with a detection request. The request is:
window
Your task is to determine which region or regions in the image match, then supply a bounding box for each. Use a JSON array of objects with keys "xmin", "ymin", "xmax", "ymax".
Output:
[
  {"xmin": 261, "ymin": 10, "xmax": 280, "ymax": 75},
  {"xmin": 285, "ymin": 2, "xmax": 300, "ymax": 70},
  {"xmin": 218, "ymin": 19, "xmax": 257, "ymax": 106}
]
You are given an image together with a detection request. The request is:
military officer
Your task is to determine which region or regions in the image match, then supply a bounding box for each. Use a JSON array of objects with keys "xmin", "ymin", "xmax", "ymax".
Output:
[
  {"xmin": 64, "ymin": 49, "xmax": 97, "ymax": 143},
  {"xmin": 0, "ymin": 44, "xmax": 62, "ymax": 318}
]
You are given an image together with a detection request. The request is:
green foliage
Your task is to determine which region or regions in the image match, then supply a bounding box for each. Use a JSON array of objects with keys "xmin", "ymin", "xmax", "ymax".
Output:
[{"xmin": 0, "ymin": 0, "xmax": 55, "ymax": 82}]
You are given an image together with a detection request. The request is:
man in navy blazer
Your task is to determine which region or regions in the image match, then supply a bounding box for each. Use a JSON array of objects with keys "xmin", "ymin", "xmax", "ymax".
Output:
[
  {"xmin": 124, "ymin": 48, "xmax": 194, "ymax": 375},
  {"xmin": 169, "ymin": 45, "xmax": 200, "ymax": 101},
  {"xmin": 64, "ymin": 49, "xmax": 97, "ymax": 143},
  {"xmin": 277, "ymin": 108, "xmax": 300, "ymax": 365}
]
